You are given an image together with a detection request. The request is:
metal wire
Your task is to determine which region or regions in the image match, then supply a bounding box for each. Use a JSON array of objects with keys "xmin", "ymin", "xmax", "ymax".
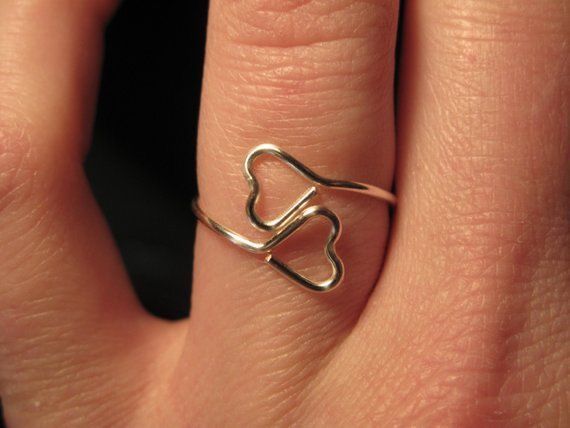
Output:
[{"xmin": 192, "ymin": 144, "xmax": 396, "ymax": 293}]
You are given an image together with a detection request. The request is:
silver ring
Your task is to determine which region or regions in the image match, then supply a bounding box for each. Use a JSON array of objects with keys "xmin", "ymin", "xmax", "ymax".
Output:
[{"xmin": 192, "ymin": 144, "xmax": 396, "ymax": 293}]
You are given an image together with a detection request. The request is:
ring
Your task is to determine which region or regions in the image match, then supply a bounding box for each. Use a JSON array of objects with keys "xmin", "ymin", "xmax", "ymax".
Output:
[{"xmin": 192, "ymin": 144, "xmax": 396, "ymax": 293}]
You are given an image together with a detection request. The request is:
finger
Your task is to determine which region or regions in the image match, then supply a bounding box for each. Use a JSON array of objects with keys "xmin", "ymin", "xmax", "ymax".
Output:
[
  {"xmin": 0, "ymin": 1, "xmax": 172, "ymax": 425},
  {"xmin": 179, "ymin": 0, "xmax": 399, "ymax": 420},
  {"xmin": 319, "ymin": 0, "xmax": 569, "ymax": 424}
]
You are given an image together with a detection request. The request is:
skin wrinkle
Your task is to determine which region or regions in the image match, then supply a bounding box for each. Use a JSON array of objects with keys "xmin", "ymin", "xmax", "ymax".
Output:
[
  {"xmin": 0, "ymin": 144, "xmax": 169, "ymax": 425},
  {"xmin": 210, "ymin": 33, "xmax": 391, "ymax": 91},
  {"xmin": 248, "ymin": 338, "xmax": 327, "ymax": 423},
  {"xmin": 3, "ymin": 313, "xmax": 182, "ymax": 425},
  {"xmin": 0, "ymin": 173, "xmax": 74, "ymax": 296},
  {"xmin": 185, "ymin": 300, "xmax": 339, "ymax": 424},
  {"xmin": 186, "ymin": 1, "xmax": 398, "ymax": 419},
  {"xmin": 439, "ymin": 3, "xmax": 565, "ymax": 425},
  {"xmin": 196, "ymin": 2, "xmax": 394, "ymax": 278},
  {"xmin": 0, "ymin": 116, "xmax": 36, "ymax": 215},
  {"xmin": 206, "ymin": 64, "xmax": 389, "ymax": 143},
  {"xmin": 0, "ymin": 0, "xmax": 566, "ymax": 424},
  {"xmin": 0, "ymin": 0, "xmax": 191, "ymax": 425},
  {"xmin": 221, "ymin": 0, "xmax": 394, "ymax": 49},
  {"xmin": 288, "ymin": 0, "xmax": 570, "ymax": 425}
]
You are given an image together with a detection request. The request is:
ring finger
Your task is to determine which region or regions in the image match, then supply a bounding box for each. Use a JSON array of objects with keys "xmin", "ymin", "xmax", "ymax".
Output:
[{"xmin": 177, "ymin": 0, "xmax": 400, "ymax": 422}]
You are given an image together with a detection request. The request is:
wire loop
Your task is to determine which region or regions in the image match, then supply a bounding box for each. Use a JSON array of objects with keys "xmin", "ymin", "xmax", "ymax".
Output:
[{"xmin": 192, "ymin": 144, "xmax": 396, "ymax": 293}]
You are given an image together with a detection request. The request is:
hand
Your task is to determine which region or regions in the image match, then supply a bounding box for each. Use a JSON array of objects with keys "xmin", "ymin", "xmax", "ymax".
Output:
[{"xmin": 0, "ymin": 0, "xmax": 568, "ymax": 426}]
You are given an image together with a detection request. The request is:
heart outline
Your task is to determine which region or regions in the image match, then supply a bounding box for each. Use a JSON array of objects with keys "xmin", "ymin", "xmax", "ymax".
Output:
[
  {"xmin": 243, "ymin": 144, "xmax": 319, "ymax": 232},
  {"xmin": 263, "ymin": 205, "xmax": 344, "ymax": 293},
  {"xmin": 192, "ymin": 199, "xmax": 344, "ymax": 292},
  {"xmin": 193, "ymin": 143, "xmax": 396, "ymax": 292},
  {"xmin": 243, "ymin": 143, "xmax": 396, "ymax": 233}
]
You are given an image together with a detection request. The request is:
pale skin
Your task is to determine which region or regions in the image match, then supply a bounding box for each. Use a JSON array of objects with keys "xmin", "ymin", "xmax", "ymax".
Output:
[{"xmin": 0, "ymin": 0, "xmax": 568, "ymax": 426}]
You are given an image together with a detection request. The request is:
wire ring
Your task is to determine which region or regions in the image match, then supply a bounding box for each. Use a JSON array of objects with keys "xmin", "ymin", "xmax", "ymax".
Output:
[{"xmin": 192, "ymin": 144, "xmax": 396, "ymax": 293}]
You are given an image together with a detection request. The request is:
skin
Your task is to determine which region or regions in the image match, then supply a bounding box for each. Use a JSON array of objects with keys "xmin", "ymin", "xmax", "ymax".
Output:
[{"xmin": 0, "ymin": 0, "xmax": 568, "ymax": 426}]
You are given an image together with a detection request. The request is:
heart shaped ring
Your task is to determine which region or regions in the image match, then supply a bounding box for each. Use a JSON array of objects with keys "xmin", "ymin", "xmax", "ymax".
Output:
[{"xmin": 192, "ymin": 144, "xmax": 396, "ymax": 293}]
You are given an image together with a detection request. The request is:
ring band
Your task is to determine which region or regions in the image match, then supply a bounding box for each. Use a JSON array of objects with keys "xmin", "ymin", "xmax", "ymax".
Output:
[{"xmin": 192, "ymin": 144, "xmax": 396, "ymax": 293}]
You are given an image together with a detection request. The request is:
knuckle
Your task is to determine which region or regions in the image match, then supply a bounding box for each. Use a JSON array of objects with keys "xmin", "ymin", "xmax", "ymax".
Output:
[
  {"xmin": 205, "ymin": 0, "xmax": 398, "ymax": 144},
  {"xmin": 210, "ymin": 0, "xmax": 397, "ymax": 89},
  {"xmin": 220, "ymin": 0, "xmax": 397, "ymax": 48}
]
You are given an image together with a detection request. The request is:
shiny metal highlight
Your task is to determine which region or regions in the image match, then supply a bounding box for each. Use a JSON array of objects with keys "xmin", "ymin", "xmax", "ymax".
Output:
[{"xmin": 192, "ymin": 144, "xmax": 396, "ymax": 293}]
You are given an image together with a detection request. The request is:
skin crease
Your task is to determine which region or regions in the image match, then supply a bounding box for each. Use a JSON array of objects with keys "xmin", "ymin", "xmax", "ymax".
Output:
[{"xmin": 0, "ymin": 0, "xmax": 567, "ymax": 426}]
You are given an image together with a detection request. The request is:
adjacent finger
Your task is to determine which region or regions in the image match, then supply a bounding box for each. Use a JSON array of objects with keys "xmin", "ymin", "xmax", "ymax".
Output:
[
  {"xmin": 312, "ymin": 0, "xmax": 569, "ymax": 424},
  {"xmin": 0, "ymin": 1, "xmax": 171, "ymax": 425},
  {"xmin": 180, "ymin": 0, "xmax": 399, "ymax": 421}
]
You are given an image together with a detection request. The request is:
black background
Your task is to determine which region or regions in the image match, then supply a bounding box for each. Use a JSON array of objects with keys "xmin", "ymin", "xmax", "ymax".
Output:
[
  {"xmin": 0, "ymin": 0, "xmax": 209, "ymax": 425},
  {"xmin": 86, "ymin": 0, "xmax": 209, "ymax": 319}
]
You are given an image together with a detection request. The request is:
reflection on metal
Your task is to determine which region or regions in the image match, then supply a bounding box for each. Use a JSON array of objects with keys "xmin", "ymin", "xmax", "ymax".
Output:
[{"xmin": 193, "ymin": 144, "xmax": 396, "ymax": 293}]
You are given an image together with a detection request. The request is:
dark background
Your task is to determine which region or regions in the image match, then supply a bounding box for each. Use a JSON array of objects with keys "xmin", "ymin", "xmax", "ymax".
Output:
[
  {"xmin": 86, "ymin": 0, "xmax": 209, "ymax": 319},
  {"xmin": 1, "ymin": 1, "xmax": 208, "ymax": 425}
]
